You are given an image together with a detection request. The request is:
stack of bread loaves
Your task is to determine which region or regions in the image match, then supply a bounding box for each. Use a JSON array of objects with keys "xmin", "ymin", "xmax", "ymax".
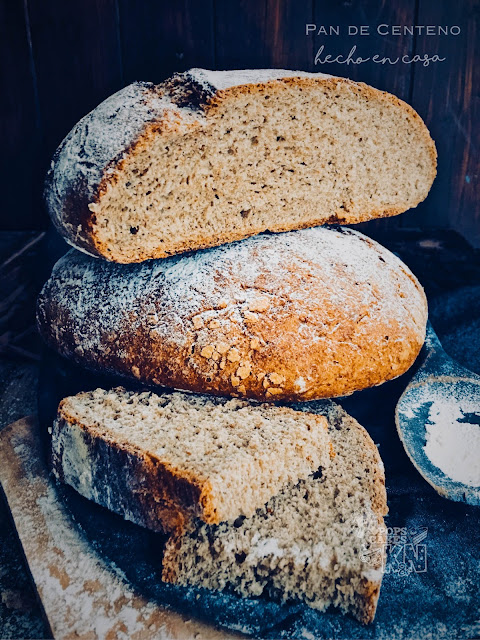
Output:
[{"xmin": 37, "ymin": 69, "xmax": 435, "ymax": 624}]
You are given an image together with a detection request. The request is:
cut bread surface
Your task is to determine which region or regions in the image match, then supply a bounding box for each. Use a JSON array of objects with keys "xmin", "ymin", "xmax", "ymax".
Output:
[
  {"xmin": 46, "ymin": 69, "xmax": 437, "ymax": 263},
  {"xmin": 162, "ymin": 400, "xmax": 388, "ymax": 624},
  {"xmin": 52, "ymin": 387, "xmax": 331, "ymax": 532}
]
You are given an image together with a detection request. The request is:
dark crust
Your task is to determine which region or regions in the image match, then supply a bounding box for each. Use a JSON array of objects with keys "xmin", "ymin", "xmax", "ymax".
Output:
[
  {"xmin": 44, "ymin": 134, "xmax": 100, "ymax": 257},
  {"xmin": 162, "ymin": 70, "xmax": 218, "ymax": 109},
  {"xmin": 51, "ymin": 407, "xmax": 221, "ymax": 534},
  {"xmin": 44, "ymin": 81, "xmax": 169, "ymax": 258}
]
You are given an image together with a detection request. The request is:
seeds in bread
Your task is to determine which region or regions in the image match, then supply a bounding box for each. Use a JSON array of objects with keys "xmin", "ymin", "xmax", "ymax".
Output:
[
  {"xmin": 162, "ymin": 400, "xmax": 388, "ymax": 624},
  {"xmin": 51, "ymin": 387, "xmax": 332, "ymax": 532},
  {"xmin": 45, "ymin": 68, "xmax": 436, "ymax": 263},
  {"xmin": 37, "ymin": 226, "xmax": 428, "ymax": 402}
]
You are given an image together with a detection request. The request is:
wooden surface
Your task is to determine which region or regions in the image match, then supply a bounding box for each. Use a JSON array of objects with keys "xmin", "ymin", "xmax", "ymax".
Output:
[
  {"xmin": 0, "ymin": 232, "xmax": 51, "ymax": 639},
  {"xmin": 0, "ymin": 416, "xmax": 237, "ymax": 640},
  {"xmin": 0, "ymin": 0, "xmax": 478, "ymax": 243}
]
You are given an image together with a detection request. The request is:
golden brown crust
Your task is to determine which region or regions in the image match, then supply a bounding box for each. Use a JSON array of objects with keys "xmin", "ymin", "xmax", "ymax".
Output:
[{"xmin": 37, "ymin": 226, "xmax": 428, "ymax": 403}]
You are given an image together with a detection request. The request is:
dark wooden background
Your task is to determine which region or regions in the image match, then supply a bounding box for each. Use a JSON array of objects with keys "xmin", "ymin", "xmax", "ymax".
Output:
[{"xmin": 1, "ymin": 0, "xmax": 478, "ymax": 243}]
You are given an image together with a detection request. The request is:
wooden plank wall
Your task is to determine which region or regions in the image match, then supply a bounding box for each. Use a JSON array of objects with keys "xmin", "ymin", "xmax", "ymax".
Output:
[{"xmin": 0, "ymin": 0, "xmax": 478, "ymax": 244}]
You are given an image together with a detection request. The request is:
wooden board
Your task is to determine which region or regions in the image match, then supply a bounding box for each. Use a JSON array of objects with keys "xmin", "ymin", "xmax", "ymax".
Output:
[{"xmin": 0, "ymin": 416, "xmax": 237, "ymax": 640}]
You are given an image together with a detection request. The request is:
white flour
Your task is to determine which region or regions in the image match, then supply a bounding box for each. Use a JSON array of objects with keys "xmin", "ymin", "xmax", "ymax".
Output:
[{"xmin": 421, "ymin": 390, "xmax": 480, "ymax": 487}]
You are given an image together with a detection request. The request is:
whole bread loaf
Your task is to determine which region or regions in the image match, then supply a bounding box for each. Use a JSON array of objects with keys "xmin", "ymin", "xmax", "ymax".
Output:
[
  {"xmin": 162, "ymin": 400, "xmax": 388, "ymax": 624},
  {"xmin": 37, "ymin": 226, "xmax": 428, "ymax": 402},
  {"xmin": 51, "ymin": 387, "xmax": 331, "ymax": 533},
  {"xmin": 45, "ymin": 68, "xmax": 436, "ymax": 263}
]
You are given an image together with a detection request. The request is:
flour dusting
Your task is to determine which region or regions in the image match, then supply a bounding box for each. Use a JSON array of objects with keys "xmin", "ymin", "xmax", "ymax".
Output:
[
  {"xmin": 424, "ymin": 392, "xmax": 480, "ymax": 487},
  {"xmin": 37, "ymin": 225, "xmax": 427, "ymax": 401}
]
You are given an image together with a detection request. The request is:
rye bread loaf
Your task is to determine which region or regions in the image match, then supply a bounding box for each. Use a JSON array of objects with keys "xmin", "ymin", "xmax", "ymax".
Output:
[
  {"xmin": 51, "ymin": 387, "xmax": 332, "ymax": 533},
  {"xmin": 45, "ymin": 68, "xmax": 436, "ymax": 263},
  {"xmin": 162, "ymin": 400, "xmax": 388, "ymax": 624},
  {"xmin": 37, "ymin": 226, "xmax": 428, "ymax": 402}
]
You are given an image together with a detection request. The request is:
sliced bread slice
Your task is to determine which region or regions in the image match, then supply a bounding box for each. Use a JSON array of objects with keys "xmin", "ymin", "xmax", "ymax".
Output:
[
  {"xmin": 162, "ymin": 400, "xmax": 388, "ymax": 624},
  {"xmin": 51, "ymin": 387, "xmax": 332, "ymax": 533},
  {"xmin": 45, "ymin": 69, "xmax": 436, "ymax": 263}
]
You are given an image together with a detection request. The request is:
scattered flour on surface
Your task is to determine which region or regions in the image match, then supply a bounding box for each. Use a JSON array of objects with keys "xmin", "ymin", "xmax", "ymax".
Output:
[{"xmin": 421, "ymin": 390, "xmax": 480, "ymax": 487}]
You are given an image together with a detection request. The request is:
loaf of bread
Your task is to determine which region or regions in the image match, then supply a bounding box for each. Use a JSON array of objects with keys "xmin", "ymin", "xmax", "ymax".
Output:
[
  {"xmin": 162, "ymin": 400, "xmax": 388, "ymax": 624},
  {"xmin": 37, "ymin": 226, "xmax": 428, "ymax": 402},
  {"xmin": 45, "ymin": 68, "xmax": 436, "ymax": 263},
  {"xmin": 51, "ymin": 387, "xmax": 332, "ymax": 533}
]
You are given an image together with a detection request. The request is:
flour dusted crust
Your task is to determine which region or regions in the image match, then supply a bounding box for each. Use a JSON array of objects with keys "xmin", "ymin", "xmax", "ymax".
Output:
[
  {"xmin": 37, "ymin": 226, "xmax": 427, "ymax": 402},
  {"xmin": 162, "ymin": 400, "xmax": 388, "ymax": 624},
  {"xmin": 45, "ymin": 68, "xmax": 437, "ymax": 263}
]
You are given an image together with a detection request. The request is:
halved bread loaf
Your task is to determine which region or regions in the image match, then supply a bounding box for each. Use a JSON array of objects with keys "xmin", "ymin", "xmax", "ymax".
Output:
[
  {"xmin": 45, "ymin": 68, "xmax": 436, "ymax": 263},
  {"xmin": 37, "ymin": 226, "xmax": 428, "ymax": 402},
  {"xmin": 162, "ymin": 400, "xmax": 388, "ymax": 624},
  {"xmin": 51, "ymin": 387, "xmax": 332, "ymax": 533}
]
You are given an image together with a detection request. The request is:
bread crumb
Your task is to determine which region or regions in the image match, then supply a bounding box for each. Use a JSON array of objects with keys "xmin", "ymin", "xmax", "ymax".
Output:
[
  {"xmin": 200, "ymin": 345, "xmax": 214, "ymax": 358},
  {"xmin": 249, "ymin": 297, "xmax": 270, "ymax": 313},
  {"xmin": 208, "ymin": 319, "xmax": 221, "ymax": 329},
  {"xmin": 231, "ymin": 375, "xmax": 240, "ymax": 387},
  {"xmin": 227, "ymin": 348, "xmax": 241, "ymax": 362},
  {"xmin": 192, "ymin": 316, "xmax": 204, "ymax": 330},
  {"xmin": 268, "ymin": 372, "xmax": 285, "ymax": 386},
  {"xmin": 216, "ymin": 342, "xmax": 229, "ymax": 355},
  {"xmin": 131, "ymin": 366, "xmax": 141, "ymax": 379},
  {"xmin": 236, "ymin": 364, "xmax": 251, "ymax": 380},
  {"xmin": 250, "ymin": 337, "xmax": 261, "ymax": 350},
  {"xmin": 243, "ymin": 311, "xmax": 258, "ymax": 323},
  {"xmin": 266, "ymin": 387, "xmax": 283, "ymax": 396}
]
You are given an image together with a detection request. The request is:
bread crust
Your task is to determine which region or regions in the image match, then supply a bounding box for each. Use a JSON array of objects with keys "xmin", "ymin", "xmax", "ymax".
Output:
[
  {"xmin": 37, "ymin": 226, "xmax": 428, "ymax": 402},
  {"xmin": 52, "ymin": 405, "xmax": 200, "ymax": 534},
  {"xmin": 45, "ymin": 69, "xmax": 437, "ymax": 263}
]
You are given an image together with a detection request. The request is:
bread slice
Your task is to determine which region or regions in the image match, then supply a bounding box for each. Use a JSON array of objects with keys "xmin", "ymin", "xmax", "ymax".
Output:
[
  {"xmin": 37, "ymin": 226, "xmax": 428, "ymax": 402},
  {"xmin": 51, "ymin": 387, "xmax": 332, "ymax": 533},
  {"xmin": 45, "ymin": 68, "xmax": 436, "ymax": 263},
  {"xmin": 162, "ymin": 400, "xmax": 388, "ymax": 624}
]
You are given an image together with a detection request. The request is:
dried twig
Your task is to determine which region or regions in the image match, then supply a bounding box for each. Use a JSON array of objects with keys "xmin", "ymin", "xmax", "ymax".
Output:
[
  {"xmin": 0, "ymin": 344, "xmax": 41, "ymax": 362},
  {"xmin": 0, "ymin": 232, "xmax": 46, "ymax": 271}
]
